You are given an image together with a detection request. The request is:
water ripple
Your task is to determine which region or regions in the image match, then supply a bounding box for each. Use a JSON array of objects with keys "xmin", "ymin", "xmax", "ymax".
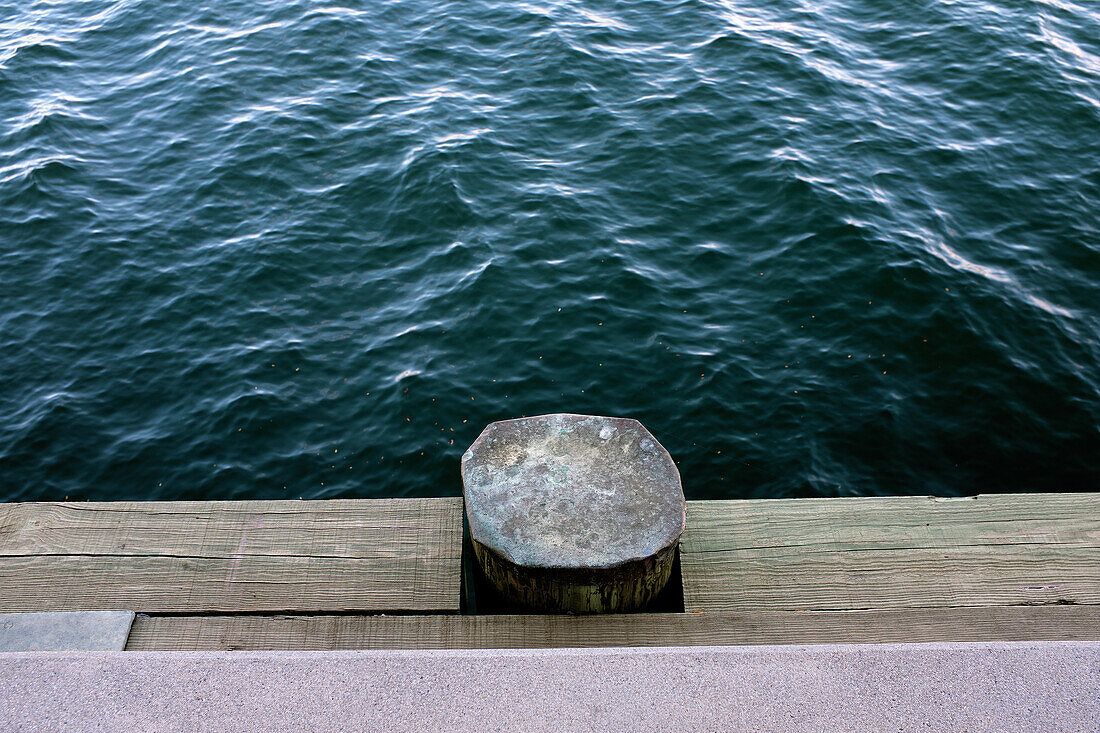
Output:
[{"xmin": 0, "ymin": 0, "xmax": 1097, "ymax": 501}]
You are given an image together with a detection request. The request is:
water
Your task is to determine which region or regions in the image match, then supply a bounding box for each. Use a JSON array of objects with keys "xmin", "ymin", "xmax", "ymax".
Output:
[{"xmin": 2, "ymin": 0, "xmax": 1098, "ymax": 502}]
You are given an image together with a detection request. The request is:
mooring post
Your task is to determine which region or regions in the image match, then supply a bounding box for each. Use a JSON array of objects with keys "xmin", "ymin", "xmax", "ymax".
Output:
[{"xmin": 461, "ymin": 413, "xmax": 686, "ymax": 613}]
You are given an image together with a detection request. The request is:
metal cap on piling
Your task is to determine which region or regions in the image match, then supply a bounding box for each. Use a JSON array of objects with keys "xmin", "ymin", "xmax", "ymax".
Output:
[{"xmin": 461, "ymin": 413, "xmax": 686, "ymax": 614}]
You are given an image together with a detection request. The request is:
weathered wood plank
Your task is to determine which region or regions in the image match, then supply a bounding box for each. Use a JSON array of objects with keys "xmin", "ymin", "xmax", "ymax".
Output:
[
  {"xmin": 126, "ymin": 606, "xmax": 1100, "ymax": 650},
  {"xmin": 4, "ymin": 493, "xmax": 1096, "ymax": 617},
  {"xmin": 680, "ymin": 493, "xmax": 1100, "ymax": 612},
  {"xmin": 0, "ymin": 499, "xmax": 455, "ymax": 558},
  {"xmin": 0, "ymin": 499, "xmax": 462, "ymax": 613}
]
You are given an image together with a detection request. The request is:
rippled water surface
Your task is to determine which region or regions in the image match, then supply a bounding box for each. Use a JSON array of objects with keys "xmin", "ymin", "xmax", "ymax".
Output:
[{"xmin": 2, "ymin": 0, "xmax": 1098, "ymax": 501}]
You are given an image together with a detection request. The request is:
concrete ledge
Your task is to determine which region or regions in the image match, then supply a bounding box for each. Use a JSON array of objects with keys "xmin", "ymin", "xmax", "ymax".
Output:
[
  {"xmin": 2, "ymin": 641, "xmax": 1097, "ymax": 732},
  {"xmin": 0, "ymin": 611, "xmax": 134, "ymax": 652}
]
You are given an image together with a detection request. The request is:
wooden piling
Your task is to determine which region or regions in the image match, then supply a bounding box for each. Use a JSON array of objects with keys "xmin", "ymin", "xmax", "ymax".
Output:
[{"xmin": 461, "ymin": 414, "xmax": 686, "ymax": 613}]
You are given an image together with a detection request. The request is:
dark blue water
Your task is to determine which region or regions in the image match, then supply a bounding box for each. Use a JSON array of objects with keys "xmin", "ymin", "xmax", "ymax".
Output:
[{"xmin": 2, "ymin": 0, "xmax": 1098, "ymax": 502}]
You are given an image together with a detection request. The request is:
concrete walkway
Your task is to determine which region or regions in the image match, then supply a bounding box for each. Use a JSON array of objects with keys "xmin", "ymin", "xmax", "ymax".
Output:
[{"xmin": 2, "ymin": 641, "xmax": 1097, "ymax": 732}]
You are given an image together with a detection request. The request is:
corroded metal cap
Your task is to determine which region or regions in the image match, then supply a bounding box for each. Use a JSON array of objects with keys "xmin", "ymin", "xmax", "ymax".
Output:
[{"xmin": 462, "ymin": 413, "xmax": 685, "ymax": 613}]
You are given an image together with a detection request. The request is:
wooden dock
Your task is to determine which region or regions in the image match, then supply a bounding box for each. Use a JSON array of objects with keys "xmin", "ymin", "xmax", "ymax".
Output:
[{"xmin": 1, "ymin": 493, "xmax": 1097, "ymax": 650}]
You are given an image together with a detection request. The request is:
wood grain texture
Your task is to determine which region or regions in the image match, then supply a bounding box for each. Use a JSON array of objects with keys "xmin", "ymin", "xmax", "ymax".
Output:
[
  {"xmin": 0, "ymin": 499, "xmax": 462, "ymax": 613},
  {"xmin": 126, "ymin": 606, "xmax": 1100, "ymax": 650},
  {"xmin": 680, "ymin": 493, "xmax": 1100, "ymax": 612}
]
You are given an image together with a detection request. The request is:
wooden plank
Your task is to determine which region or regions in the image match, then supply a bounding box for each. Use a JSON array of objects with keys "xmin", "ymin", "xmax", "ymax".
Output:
[
  {"xmin": 680, "ymin": 493, "xmax": 1100, "ymax": 613},
  {"xmin": 0, "ymin": 499, "xmax": 456, "ymax": 558},
  {"xmin": 0, "ymin": 499, "xmax": 462, "ymax": 614},
  {"xmin": 126, "ymin": 606, "xmax": 1100, "ymax": 650}
]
